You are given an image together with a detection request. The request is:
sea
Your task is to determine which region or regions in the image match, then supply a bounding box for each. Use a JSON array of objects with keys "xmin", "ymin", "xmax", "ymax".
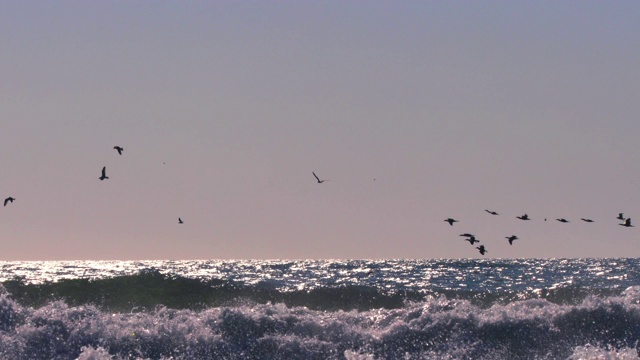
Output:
[{"xmin": 1, "ymin": 259, "xmax": 640, "ymax": 360}]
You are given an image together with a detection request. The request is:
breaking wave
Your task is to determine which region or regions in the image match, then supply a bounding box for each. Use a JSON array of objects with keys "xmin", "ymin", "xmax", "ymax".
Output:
[{"xmin": 1, "ymin": 271, "xmax": 640, "ymax": 359}]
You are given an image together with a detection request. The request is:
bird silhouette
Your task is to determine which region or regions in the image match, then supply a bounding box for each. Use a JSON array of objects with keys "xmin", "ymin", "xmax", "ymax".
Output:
[
  {"xmin": 618, "ymin": 213, "xmax": 625, "ymax": 220},
  {"xmin": 506, "ymin": 235, "xmax": 518, "ymax": 245},
  {"xmin": 620, "ymin": 218, "xmax": 634, "ymax": 227},
  {"xmin": 476, "ymin": 245, "xmax": 488, "ymax": 255},
  {"xmin": 459, "ymin": 233, "xmax": 475, "ymax": 238},
  {"xmin": 464, "ymin": 236, "xmax": 479, "ymax": 245},
  {"xmin": 581, "ymin": 218, "xmax": 594, "ymax": 223},
  {"xmin": 178, "ymin": 217, "xmax": 184, "ymax": 224},
  {"xmin": 485, "ymin": 210, "xmax": 499, "ymax": 215},
  {"xmin": 517, "ymin": 214, "xmax": 530, "ymax": 220},
  {"xmin": 444, "ymin": 218, "xmax": 458, "ymax": 226},
  {"xmin": 312, "ymin": 172, "xmax": 326, "ymax": 184},
  {"xmin": 556, "ymin": 218, "xmax": 569, "ymax": 223},
  {"xmin": 99, "ymin": 166, "xmax": 108, "ymax": 181},
  {"xmin": 113, "ymin": 146, "xmax": 123, "ymax": 155},
  {"xmin": 4, "ymin": 197, "xmax": 15, "ymax": 206}
]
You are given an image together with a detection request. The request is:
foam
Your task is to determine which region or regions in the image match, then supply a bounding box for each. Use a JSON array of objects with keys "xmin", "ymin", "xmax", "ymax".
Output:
[{"xmin": 1, "ymin": 291, "xmax": 639, "ymax": 359}]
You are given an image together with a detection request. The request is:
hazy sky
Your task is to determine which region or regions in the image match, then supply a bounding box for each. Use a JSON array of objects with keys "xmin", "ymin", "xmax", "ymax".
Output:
[{"xmin": 2, "ymin": 2, "xmax": 640, "ymax": 260}]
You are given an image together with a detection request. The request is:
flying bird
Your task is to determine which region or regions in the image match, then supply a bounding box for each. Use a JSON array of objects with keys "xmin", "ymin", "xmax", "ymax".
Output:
[
  {"xmin": 4, "ymin": 197, "xmax": 15, "ymax": 207},
  {"xmin": 506, "ymin": 235, "xmax": 518, "ymax": 245},
  {"xmin": 556, "ymin": 218, "xmax": 569, "ymax": 223},
  {"xmin": 459, "ymin": 233, "xmax": 475, "ymax": 238},
  {"xmin": 464, "ymin": 236, "xmax": 479, "ymax": 245},
  {"xmin": 99, "ymin": 166, "xmax": 108, "ymax": 181},
  {"xmin": 444, "ymin": 218, "xmax": 458, "ymax": 226},
  {"xmin": 485, "ymin": 210, "xmax": 499, "ymax": 215},
  {"xmin": 312, "ymin": 172, "xmax": 327, "ymax": 184},
  {"xmin": 178, "ymin": 217, "xmax": 184, "ymax": 224},
  {"xmin": 581, "ymin": 218, "xmax": 594, "ymax": 223},
  {"xmin": 620, "ymin": 218, "xmax": 634, "ymax": 227},
  {"xmin": 113, "ymin": 146, "xmax": 123, "ymax": 155},
  {"xmin": 476, "ymin": 245, "xmax": 488, "ymax": 255},
  {"xmin": 517, "ymin": 214, "xmax": 530, "ymax": 220},
  {"xmin": 618, "ymin": 213, "xmax": 625, "ymax": 220}
]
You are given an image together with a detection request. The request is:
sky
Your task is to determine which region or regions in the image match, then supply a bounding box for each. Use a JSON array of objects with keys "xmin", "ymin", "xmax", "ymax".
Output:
[{"xmin": 1, "ymin": 1, "xmax": 640, "ymax": 260}]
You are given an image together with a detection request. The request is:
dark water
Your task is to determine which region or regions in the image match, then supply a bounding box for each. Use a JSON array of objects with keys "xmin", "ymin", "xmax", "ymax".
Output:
[{"xmin": 1, "ymin": 259, "xmax": 640, "ymax": 359}]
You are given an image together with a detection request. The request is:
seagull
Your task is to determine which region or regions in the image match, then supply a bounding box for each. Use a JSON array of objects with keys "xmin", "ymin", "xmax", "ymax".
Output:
[
  {"xmin": 459, "ymin": 233, "xmax": 475, "ymax": 238},
  {"xmin": 113, "ymin": 146, "xmax": 124, "ymax": 155},
  {"xmin": 312, "ymin": 172, "xmax": 326, "ymax": 184},
  {"xmin": 556, "ymin": 218, "xmax": 569, "ymax": 223},
  {"xmin": 517, "ymin": 214, "xmax": 530, "ymax": 220},
  {"xmin": 99, "ymin": 166, "xmax": 108, "ymax": 181},
  {"xmin": 618, "ymin": 213, "xmax": 625, "ymax": 220},
  {"xmin": 485, "ymin": 210, "xmax": 499, "ymax": 215},
  {"xmin": 476, "ymin": 245, "xmax": 488, "ymax": 255},
  {"xmin": 580, "ymin": 218, "xmax": 594, "ymax": 223},
  {"xmin": 464, "ymin": 236, "xmax": 479, "ymax": 245},
  {"xmin": 4, "ymin": 197, "xmax": 15, "ymax": 207},
  {"xmin": 506, "ymin": 235, "xmax": 518, "ymax": 245},
  {"xmin": 444, "ymin": 218, "xmax": 458, "ymax": 226},
  {"xmin": 178, "ymin": 217, "xmax": 183, "ymax": 224},
  {"xmin": 620, "ymin": 218, "xmax": 634, "ymax": 227}
]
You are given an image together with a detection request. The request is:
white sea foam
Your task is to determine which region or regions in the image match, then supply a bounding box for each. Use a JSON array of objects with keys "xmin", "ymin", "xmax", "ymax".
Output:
[
  {"xmin": 568, "ymin": 344, "xmax": 639, "ymax": 360},
  {"xmin": 0, "ymin": 259, "xmax": 639, "ymax": 359}
]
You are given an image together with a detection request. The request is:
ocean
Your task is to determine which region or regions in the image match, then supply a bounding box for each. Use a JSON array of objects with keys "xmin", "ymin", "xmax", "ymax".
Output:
[{"xmin": 1, "ymin": 259, "xmax": 640, "ymax": 359}]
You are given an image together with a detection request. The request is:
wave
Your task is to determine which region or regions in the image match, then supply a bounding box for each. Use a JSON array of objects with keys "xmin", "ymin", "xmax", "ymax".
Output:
[
  {"xmin": 2, "ymin": 271, "xmax": 640, "ymax": 359},
  {"xmin": 0, "ymin": 269, "xmax": 412, "ymax": 312},
  {"xmin": 0, "ymin": 269, "xmax": 628, "ymax": 313},
  {"xmin": 2, "ymin": 288, "xmax": 640, "ymax": 359}
]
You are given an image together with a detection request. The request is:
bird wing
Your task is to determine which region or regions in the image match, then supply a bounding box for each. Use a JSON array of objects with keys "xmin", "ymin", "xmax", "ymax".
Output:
[
  {"xmin": 3, "ymin": 198, "xmax": 7, "ymax": 206},
  {"xmin": 101, "ymin": 167, "xmax": 106, "ymax": 176},
  {"xmin": 313, "ymin": 172, "xmax": 320, "ymax": 181}
]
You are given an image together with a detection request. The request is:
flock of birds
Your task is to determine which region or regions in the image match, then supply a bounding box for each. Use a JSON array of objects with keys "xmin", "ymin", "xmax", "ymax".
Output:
[
  {"xmin": 2, "ymin": 158, "xmax": 634, "ymax": 258},
  {"xmin": 309, "ymin": 171, "xmax": 635, "ymax": 257},
  {"xmin": 444, "ymin": 211, "xmax": 634, "ymax": 256}
]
